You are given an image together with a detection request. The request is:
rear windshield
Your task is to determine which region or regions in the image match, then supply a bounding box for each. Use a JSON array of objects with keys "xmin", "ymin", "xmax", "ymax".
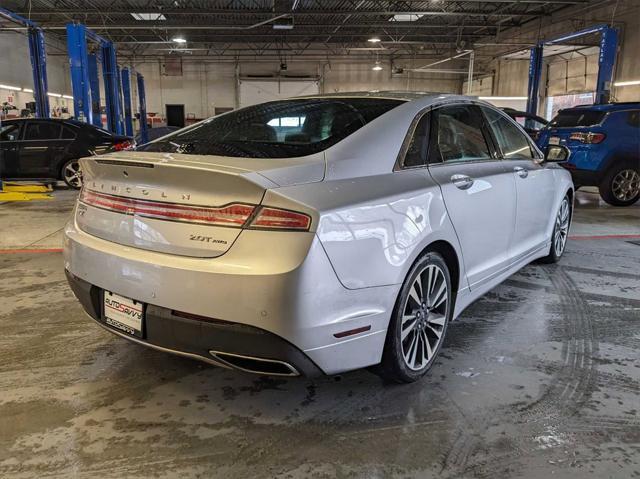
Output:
[
  {"xmin": 137, "ymin": 98, "xmax": 404, "ymax": 158},
  {"xmin": 549, "ymin": 110, "xmax": 606, "ymax": 128}
]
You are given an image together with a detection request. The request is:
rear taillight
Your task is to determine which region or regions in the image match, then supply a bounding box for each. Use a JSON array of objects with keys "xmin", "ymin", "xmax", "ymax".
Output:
[
  {"xmin": 80, "ymin": 190, "xmax": 255, "ymax": 226},
  {"xmin": 569, "ymin": 132, "xmax": 606, "ymax": 144},
  {"xmin": 249, "ymin": 207, "xmax": 311, "ymax": 231},
  {"xmin": 113, "ymin": 140, "xmax": 134, "ymax": 151},
  {"xmin": 79, "ymin": 190, "xmax": 311, "ymax": 231}
]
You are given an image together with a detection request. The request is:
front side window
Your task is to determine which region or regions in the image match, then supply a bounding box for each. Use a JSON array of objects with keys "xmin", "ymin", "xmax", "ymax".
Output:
[
  {"xmin": 24, "ymin": 122, "xmax": 61, "ymax": 140},
  {"xmin": 429, "ymin": 105, "xmax": 492, "ymax": 163},
  {"xmin": 0, "ymin": 124, "xmax": 20, "ymax": 141},
  {"xmin": 138, "ymin": 98, "xmax": 404, "ymax": 158},
  {"xmin": 483, "ymin": 107, "xmax": 535, "ymax": 160}
]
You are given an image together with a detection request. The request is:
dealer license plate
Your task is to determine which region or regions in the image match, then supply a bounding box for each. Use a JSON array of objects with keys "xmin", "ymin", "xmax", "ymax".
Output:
[
  {"xmin": 103, "ymin": 291, "xmax": 144, "ymax": 337},
  {"xmin": 549, "ymin": 136, "xmax": 560, "ymax": 145}
]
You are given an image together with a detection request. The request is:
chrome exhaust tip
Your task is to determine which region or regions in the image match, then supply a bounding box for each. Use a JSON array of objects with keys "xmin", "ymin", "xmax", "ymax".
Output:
[{"xmin": 209, "ymin": 350, "xmax": 300, "ymax": 377}]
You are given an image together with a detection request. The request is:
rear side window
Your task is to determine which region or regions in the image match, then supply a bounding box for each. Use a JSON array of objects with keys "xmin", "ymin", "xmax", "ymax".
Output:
[
  {"xmin": 61, "ymin": 127, "xmax": 77, "ymax": 139},
  {"xmin": 550, "ymin": 110, "xmax": 605, "ymax": 127},
  {"xmin": 138, "ymin": 98, "xmax": 404, "ymax": 158},
  {"xmin": 429, "ymin": 105, "xmax": 492, "ymax": 163},
  {"xmin": 0, "ymin": 123, "xmax": 21, "ymax": 141},
  {"xmin": 24, "ymin": 122, "xmax": 61, "ymax": 140},
  {"xmin": 403, "ymin": 114, "xmax": 430, "ymax": 168},
  {"xmin": 483, "ymin": 107, "xmax": 535, "ymax": 160}
]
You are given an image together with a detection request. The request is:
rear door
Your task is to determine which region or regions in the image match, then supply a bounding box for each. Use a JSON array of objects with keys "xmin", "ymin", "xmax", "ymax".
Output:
[
  {"xmin": 18, "ymin": 121, "xmax": 63, "ymax": 178},
  {"xmin": 426, "ymin": 104, "xmax": 517, "ymax": 288},
  {"xmin": 0, "ymin": 122, "xmax": 22, "ymax": 178},
  {"xmin": 482, "ymin": 106, "xmax": 556, "ymax": 260}
]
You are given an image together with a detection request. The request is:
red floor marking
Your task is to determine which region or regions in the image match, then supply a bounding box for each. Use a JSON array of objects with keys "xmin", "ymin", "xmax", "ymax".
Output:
[
  {"xmin": 0, "ymin": 248, "xmax": 63, "ymax": 254},
  {"xmin": 569, "ymin": 234, "xmax": 640, "ymax": 240}
]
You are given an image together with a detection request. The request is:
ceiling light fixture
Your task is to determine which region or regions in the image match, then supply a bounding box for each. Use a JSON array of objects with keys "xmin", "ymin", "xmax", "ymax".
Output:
[
  {"xmin": 62, "ymin": 94, "xmax": 73, "ymax": 99},
  {"xmin": 368, "ymin": 37, "xmax": 381, "ymax": 43},
  {"xmin": 172, "ymin": 37, "xmax": 187, "ymax": 43},
  {"xmin": 47, "ymin": 92, "xmax": 62, "ymax": 98},
  {"xmin": 23, "ymin": 88, "xmax": 34, "ymax": 93},
  {"xmin": 0, "ymin": 84, "xmax": 22, "ymax": 91},
  {"xmin": 614, "ymin": 79, "xmax": 640, "ymax": 87},
  {"xmin": 372, "ymin": 62, "xmax": 383, "ymax": 71}
]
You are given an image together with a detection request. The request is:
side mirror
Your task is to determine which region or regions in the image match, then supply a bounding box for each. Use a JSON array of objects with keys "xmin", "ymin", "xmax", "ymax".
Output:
[{"xmin": 544, "ymin": 145, "xmax": 570, "ymax": 163}]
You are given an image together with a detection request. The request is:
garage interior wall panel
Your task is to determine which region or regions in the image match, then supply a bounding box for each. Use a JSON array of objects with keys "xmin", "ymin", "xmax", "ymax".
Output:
[
  {"xmin": 0, "ymin": 32, "xmax": 73, "ymax": 116},
  {"xmin": 462, "ymin": 76, "xmax": 493, "ymax": 96},
  {"xmin": 239, "ymin": 80, "xmax": 319, "ymax": 108}
]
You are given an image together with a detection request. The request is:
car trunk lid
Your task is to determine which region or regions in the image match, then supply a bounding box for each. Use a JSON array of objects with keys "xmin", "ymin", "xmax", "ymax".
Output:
[{"xmin": 76, "ymin": 151, "xmax": 323, "ymax": 257}]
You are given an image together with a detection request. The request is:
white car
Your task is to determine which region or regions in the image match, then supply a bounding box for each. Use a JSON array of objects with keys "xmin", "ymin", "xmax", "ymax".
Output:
[{"xmin": 64, "ymin": 92, "xmax": 573, "ymax": 383}]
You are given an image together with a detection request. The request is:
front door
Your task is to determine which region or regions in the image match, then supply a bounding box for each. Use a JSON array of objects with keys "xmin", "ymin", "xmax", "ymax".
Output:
[
  {"xmin": 426, "ymin": 104, "xmax": 517, "ymax": 289},
  {"xmin": 481, "ymin": 106, "xmax": 556, "ymax": 260},
  {"xmin": 165, "ymin": 104, "xmax": 185, "ymax": 128}
]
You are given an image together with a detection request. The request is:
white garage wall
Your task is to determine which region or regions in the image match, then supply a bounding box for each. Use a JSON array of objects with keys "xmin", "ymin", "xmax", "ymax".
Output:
[
  {"xmin": 0, "ymin": 32, "xmax": 73, "ymax": 116},
  {"xmin": 132, "ymin": 58, "xmax": 462, "ymax": 121}
]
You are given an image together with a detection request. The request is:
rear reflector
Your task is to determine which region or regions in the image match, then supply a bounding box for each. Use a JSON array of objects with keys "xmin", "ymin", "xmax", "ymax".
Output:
[
  {"xmin": 79, "ymin": 189, "xmax": 255, "ymax": 227},
  {"xmin": 250, "ymin": 207, "xmax": 311, "ymax": 231}
]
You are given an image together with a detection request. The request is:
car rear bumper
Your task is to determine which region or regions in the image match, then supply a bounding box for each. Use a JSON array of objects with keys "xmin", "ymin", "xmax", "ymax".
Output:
[
  {"xmin": 562, "ymin": 165, "xmax": 601, "ymax": 187},
  {"xmin": 66, "ymin": 270, "xmax": 323, "ymax": 376},
  {"xmin": 63, "ymin": 217, "xmax": 397, "ymax": 376}
]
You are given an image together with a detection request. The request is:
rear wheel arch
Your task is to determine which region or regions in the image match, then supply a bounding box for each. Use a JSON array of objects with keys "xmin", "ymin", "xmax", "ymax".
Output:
[{"xmin": 413, "ymin": 240, "xmax": 460, "ymax": 307}]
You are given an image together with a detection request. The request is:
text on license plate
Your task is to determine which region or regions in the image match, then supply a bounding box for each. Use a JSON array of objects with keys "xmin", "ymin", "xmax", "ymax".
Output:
[
  {"xmin": 104, "ymin": 291, "xmax": 143, "ymax": 336},
  {"xmin": 549, "ymin": 136, "xmax": 560, "ymax": 145}
]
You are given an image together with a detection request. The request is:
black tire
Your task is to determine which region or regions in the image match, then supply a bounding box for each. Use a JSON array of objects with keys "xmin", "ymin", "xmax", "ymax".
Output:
[
  {"xmin": 598, "ymin": 161, "xmax": 640, "ymax": 207},
  {"xmin": 377, "ymin": 252, "xmax": 452, "ymax": 383},
  {"xmin": 61, "ymin": 159, "xmax": 83, "ymax": 189},
  {"xmin": 539, "ymin": 194, "xmax": 571, "ymax": 264}
]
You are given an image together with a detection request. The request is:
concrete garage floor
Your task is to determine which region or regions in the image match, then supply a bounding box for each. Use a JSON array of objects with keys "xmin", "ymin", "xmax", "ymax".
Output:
[{"xmin": 1, "ymin": 188, "xmax": 639, "ymax": 478}]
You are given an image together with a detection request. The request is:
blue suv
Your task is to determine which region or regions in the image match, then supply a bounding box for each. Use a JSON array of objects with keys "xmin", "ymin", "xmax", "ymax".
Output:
[{"xmin": 537, "ymin": 102, "xmax": 640, "ymax": 206}]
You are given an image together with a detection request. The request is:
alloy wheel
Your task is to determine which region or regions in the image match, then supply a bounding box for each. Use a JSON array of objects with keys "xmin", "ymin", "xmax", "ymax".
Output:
[
  {"xmin": 611, "ymin": 169, "xmax": 640, "ymax": 202},
  {"xmin": 400, "ymin": 264, "xmax": 448, "ymax": 371},
  {"xmin": 64, "ymin": 161, "xmax": 83, "ymax": 188},
  {"xmin": 554, "ymin": 197, "xmax": 570, "ymax": 257}
]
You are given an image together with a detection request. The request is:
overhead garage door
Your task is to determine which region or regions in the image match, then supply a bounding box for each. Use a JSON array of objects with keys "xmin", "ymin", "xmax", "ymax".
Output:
[{"xmin": 239, "ymin": 79, "xmax": 319, "ymax": 107}]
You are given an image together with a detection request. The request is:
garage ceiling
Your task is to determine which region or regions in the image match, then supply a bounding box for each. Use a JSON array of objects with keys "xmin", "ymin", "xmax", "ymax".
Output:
[{"xmin": 0, "ymin": 0, "xmax": 600, "ymax": 61}]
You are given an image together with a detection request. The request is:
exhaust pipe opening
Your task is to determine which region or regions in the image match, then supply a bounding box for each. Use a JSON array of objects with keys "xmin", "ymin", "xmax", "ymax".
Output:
[{"xmin": 209, "ymin": 350, "xmax": 299, "ymax": 377}]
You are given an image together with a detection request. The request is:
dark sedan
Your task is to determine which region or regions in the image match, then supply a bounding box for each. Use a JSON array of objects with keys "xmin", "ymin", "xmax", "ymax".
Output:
[{"xmin": 0, "ymin": 118, "xmax": 131, "ymax": 188}]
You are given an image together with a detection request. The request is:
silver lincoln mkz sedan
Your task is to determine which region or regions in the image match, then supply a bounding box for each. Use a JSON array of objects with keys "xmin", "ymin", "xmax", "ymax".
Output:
[{"xmin": 64, "ymin": 92, "xmax": 573, "ymax": 383}]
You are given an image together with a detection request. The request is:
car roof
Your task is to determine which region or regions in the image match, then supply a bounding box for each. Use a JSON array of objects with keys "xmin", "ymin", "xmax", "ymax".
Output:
[
  {"xmin": 561, "ymin": 102, "xmax": 640, "ymax": 112},
  {"xmin": 295, "ymin": 90, "xmax": 452, "ymax": 101}
]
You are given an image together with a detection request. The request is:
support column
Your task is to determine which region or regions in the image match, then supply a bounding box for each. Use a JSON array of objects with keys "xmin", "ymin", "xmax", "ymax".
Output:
[
  {"xmin": 136, "ymin": 73, "xmax": 149, "ymax": 144},
  {"xmin": 101, "ymin": 42, "xmax": 123, "ymax": 134},
  {"xmin": 526, "ymin": 43, "xmax": 544, "ymax": 116},
  {"xmin": 88, "ymin": 53, "xmax": 101, "ymax": 127},
  {"xmin": 121, "ymin": 67, "xmax": 134, "ymax": 137},
  {"xmin": 595, "ymin": 27, "xmax": 618, "ymax": 104},
  {"xmin": 66, "ymin": 23, "xmax": 92, "ymax": 123},
  {"xmin": 28, "ymin": 28, "xmax": 50, "ymax": 118}
]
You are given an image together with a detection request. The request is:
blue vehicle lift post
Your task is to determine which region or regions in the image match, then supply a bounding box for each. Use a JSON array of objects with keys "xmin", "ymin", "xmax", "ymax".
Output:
[
  {"xmin": 526, "ymin": 24, "xmax": 619, "ymax": 115},
  {"xmin": 0, "ymin": 7, "xmax": 50, "ymax": 118},
  {"xmin": 120, "ymin": 67, "xmax": 134, "ymax": 137},
  {"xmin": 136, "ymin": 72, "xmax": 149, "ymax": 144},
  {"xmin": 66, "ymin": 22, "xmax": 125, "ymax": 134},
  {"xmin": 88, "ymin": 53, "xmax": 102, "ymax": 127}
]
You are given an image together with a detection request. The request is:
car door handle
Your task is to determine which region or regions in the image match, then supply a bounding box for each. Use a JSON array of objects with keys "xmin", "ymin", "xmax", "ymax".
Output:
[
  {"xmin": 514, "ymin": 166, "xmax": 529, "ymax": 178},
  {"xmin": 451, "ymin": 174, "xmax": 474, "ymax": 190}
]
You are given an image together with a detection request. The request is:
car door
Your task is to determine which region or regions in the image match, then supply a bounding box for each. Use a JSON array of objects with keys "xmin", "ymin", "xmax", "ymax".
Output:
[
  {"xmin": 18, "ymin": 121, "xmax": 63, "ymax": 178},
  {"xmin": 481, "ymin": 106, "xmax": 556, "ymax": 260},
  {"xmin": 0, "ymin": 121, "xmax": 23, "ymax": 178},
  {"xmin": 426, "ymin": 104, "xmax": 517, "ymax": 289}
]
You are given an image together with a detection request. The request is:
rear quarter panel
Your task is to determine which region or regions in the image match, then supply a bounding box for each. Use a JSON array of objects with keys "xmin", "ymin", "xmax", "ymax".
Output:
[{"xmin": 264, "ymin": 168, "xmax": 465, "ymax": 290}]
